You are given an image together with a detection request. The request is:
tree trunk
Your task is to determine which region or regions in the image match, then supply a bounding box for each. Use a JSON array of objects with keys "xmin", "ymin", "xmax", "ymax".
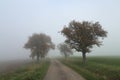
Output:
[
  {"xmin": 36, "ymin": 53, "xmax": 40, "ymax": 63},
  {"xmin": 65, "ymin": 55, "xmax": 67, "ymax": 61},
  {"xmin": 82, "ymin": 52, "xmax": 86, "ymax": 64},
  {"xmin": 64, "ymin": 53, "xmax": 68, "ymax": 61}
]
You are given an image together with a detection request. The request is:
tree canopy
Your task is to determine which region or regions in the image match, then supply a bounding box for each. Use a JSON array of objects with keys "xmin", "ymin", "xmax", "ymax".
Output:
[
  {"xmin": 61, "ymin": 20, "xmax": 108, "ymax": 63},
  {"xmin": 58, "ymin": 43, "xmax": 73, "ymax": 59},
  {"xmin": 24, "ymin": 33, "xmax": 55, "ymax": 62}
]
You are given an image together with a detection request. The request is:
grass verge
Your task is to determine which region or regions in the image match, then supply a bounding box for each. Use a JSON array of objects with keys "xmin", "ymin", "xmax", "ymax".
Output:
[
  {"xmin": 60, "ymin": 57, "xmax": 120, "ymax": 80},
  {"xmin": 0, "ymin": 60, "xmax": 50, "ymax": 80}
]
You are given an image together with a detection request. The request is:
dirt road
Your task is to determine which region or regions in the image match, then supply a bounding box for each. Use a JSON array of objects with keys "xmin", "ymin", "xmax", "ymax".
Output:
[{"xmin": 44, "ymin": 60, "xmax": 85, "ymax": 80}]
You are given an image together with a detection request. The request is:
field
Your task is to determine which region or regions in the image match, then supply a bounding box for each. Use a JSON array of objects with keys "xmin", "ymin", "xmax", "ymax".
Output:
[
  {"xmin": 61, "ymin": 56, "xmax": 120, "ymax": 80},
  {"xmin": 0, "ymin": 60, "xmax": 50, "ymax": 80},
  {"xmin": 1, "ymin": 57, "xmax": 120, "ymax": 80},
  {"xmin": 0, "ymin": 60, "xmax": 31, "ymax": 74}
]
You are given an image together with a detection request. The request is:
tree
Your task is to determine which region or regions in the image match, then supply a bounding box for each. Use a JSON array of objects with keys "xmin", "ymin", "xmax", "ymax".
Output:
[
  {"xmin": 61, "ymin": 20, "xmax": 107, "ymax": 63},
  {"xmin": 24, "ymin": 33, "xmax": 55, "ymax": 62},
  {"xmin": 58, "ymin": 43, "xmax": 73, "ymax": 59}
]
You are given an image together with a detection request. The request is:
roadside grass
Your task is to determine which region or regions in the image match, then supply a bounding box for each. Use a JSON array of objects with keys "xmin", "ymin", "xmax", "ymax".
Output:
[
  {"xmin": 0, "ymin": 60, "xmax": 50, "ymax": 80},
  {"xmin": 60, "ymin": 56, "xmax": 120, "ymax": 80}
]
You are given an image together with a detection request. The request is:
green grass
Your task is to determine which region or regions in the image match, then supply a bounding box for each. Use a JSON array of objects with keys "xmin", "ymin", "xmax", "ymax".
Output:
[
  {"xmin": 60, "ymin": 56, "xmax": 120, "ymax": 80},
  {"xmin": 0, "ymin": 60, "xmax": 50, "ymax": 80}
]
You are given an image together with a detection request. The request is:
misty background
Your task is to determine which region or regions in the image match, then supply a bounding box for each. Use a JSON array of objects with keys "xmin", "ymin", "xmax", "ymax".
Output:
[{"xmin": 0, "ymin": 0, "xmax": 120, "ymax": 61}]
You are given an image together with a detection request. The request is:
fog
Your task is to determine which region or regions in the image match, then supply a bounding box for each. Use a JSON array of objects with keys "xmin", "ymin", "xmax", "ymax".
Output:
[{"xmin": 0, "ymin": 0, "xmax": 120, "ymax": 61}]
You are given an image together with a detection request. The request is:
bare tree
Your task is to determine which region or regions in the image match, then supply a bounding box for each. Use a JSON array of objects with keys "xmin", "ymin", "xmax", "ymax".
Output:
[
  {"xmin": 24, "ymin": 33, "xmax": 55, "ymax": 62},
  {"xmin": 61, "ymin": 20, "xmax": 107, "ymax": 63},
  {"xmin": 58, "ymin": 43, "xmax": 73, "ymax": 59}
]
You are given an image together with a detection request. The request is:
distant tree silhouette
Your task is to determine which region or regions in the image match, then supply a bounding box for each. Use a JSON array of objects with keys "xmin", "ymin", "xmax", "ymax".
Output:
[
  {"xmin": 61, "ymin": 20, "xmax": 107, "ymax": 63},
  {"xmin": 24, "ymin": 33, "xmax": 55, "ymax": 62},
  {"xmin": 58, "ymin": 43, "xmax": 73, "ymax": 59}
]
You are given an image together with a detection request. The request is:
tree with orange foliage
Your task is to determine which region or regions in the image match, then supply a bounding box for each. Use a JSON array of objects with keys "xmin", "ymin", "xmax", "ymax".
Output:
[
  {"xmin": 24, "ymin": 33, "xmax": 55, "ymax": 62},
  {"xmin": 61, "ymin": 20, "xmax": 107, "ymax": 63}
]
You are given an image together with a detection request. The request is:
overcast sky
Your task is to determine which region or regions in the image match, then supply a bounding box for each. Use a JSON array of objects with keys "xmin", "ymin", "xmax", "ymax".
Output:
[{"xmin": 0, "ymin": 0, "xmax": 120, "ymax": 60}]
